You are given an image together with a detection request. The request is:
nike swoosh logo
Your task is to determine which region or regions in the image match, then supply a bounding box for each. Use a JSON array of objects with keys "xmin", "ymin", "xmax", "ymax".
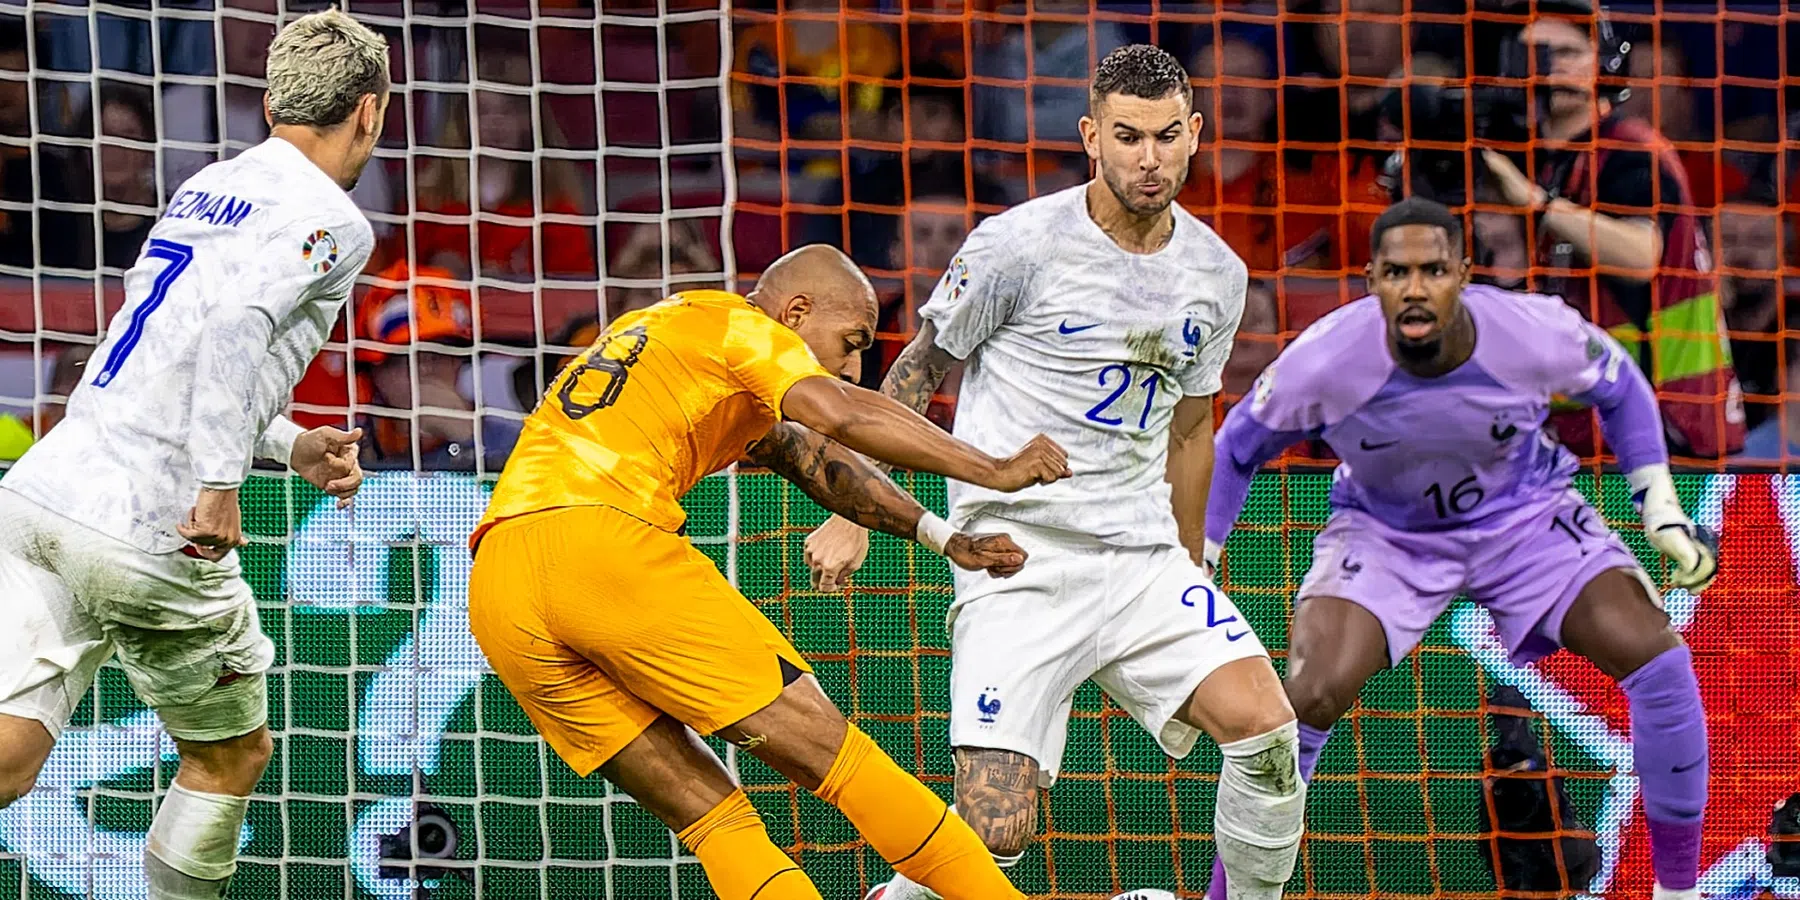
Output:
[
  {"xmin": 1058, "ymin": 320, "xmax": 1101, "ymax": 334},
  {"xmin": 1226, "ymin": 630, "xmax": 1250, "ymax": 642},
  {"xmin": 1359, "ymin": 438, "xmax": 1399, "ymax": 450},
  {"xmin": 1672, "ymin": 757, "xmax": 1705, "ymax": 774},
  {"xmin": 1491, "ymin": 423, "xmax": 1519, "ymax": 441}
]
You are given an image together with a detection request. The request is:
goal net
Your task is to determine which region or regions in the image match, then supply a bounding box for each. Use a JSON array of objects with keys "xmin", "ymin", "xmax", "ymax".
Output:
[{"xmin": 0, "ymin": 0, "xmax": 1796, "ymax": 898}]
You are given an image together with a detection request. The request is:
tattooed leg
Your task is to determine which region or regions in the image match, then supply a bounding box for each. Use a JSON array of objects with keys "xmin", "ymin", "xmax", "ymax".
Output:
[{"xmin": 952, "ymin": 747, "xmax": 1040, "ymax": 864}]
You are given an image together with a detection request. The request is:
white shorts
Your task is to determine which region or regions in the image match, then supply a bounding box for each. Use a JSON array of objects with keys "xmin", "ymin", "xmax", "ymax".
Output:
[
  {"xmin": 0, "ymin": 488, "xmax": 274, "ymax": 741},
  {"xmin": 947, "ymin": 516, "xmax": 1270, "ymax": 786}
]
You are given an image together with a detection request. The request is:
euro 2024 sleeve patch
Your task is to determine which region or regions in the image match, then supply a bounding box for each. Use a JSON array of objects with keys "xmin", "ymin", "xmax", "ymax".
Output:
[
  {"xmin": 302, "ymin": 229, "xmax": 340, "ymax": 275},
  {"xmin": 941, "ymin": 255, "xmax": 970, "ymax": 302}
]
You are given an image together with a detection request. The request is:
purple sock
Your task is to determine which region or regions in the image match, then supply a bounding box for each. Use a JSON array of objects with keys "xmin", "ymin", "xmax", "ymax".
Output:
[
  {"xmin": 1622, "ymin": 644, "xmax": 1708, "ymax": 891},
  {"xmin": 1207, "ymin": 722, "xmax": 1331, "ymax": 899}
]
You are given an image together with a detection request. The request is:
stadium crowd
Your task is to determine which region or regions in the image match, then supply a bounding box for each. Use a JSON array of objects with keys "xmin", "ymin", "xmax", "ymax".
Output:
[{"xmin": 0, "ymin": 0, "xmax": 1795, "ymax": 468}]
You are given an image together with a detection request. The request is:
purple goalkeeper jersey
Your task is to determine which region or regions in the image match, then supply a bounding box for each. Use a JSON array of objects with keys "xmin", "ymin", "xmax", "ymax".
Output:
[{"xmin": 1207, "ymin": 284, "xmax": 1668, "ymax": 540}]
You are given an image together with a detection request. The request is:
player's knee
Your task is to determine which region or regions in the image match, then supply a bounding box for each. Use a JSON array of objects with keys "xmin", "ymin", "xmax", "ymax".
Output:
[
  {"xmin": 1284, "ymin": 676, "xmax": 1355, "ymax": 731},
  {"xmin": 0, "ymin": 769, "xmax": 39, "ymax": 810}
]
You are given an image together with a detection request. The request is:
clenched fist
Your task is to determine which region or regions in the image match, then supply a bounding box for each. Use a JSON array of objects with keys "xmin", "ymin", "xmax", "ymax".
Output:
[
  {"xmin": 984, "ymin": 434, "xmax": 1072, "ymax": 492},
  {"xmin": 293, "ymin": 425, "xmax": 365, "ymax": 508},
  {"xmin": 945, "ymin": 531, "xmax": 1028, "ymax": 579}
]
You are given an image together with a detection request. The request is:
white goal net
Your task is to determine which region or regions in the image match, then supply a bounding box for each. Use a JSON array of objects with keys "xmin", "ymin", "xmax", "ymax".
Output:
[{"xmin": 0, "ymin": 0, "xmax": 749, "ymax": 896}]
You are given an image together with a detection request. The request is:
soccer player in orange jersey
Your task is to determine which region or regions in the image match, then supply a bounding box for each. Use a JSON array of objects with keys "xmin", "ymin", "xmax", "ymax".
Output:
[{"xmin": 467, "ymin": 244, "xmax": 1070, "ymax": 900}]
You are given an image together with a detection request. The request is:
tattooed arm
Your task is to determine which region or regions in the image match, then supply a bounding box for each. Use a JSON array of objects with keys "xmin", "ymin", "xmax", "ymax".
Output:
[
  {"xmin": 746, "ymin": 422, "xmax": 926, "ymax": 540},
  {"xmin": 799, "ymin": 322, "xmax": 961, "ymax": 589},
  {"xmin": 880, "ymin": 321, "xmax": 960, "ymax": 429},
  {"xmin": 750, "ymin": 422, "xmax": 1031, "ymax": 589}
]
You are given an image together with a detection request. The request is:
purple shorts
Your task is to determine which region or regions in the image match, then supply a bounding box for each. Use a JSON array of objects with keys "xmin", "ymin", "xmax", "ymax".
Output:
[{"xmin": 1298, "ymin": 488, "xmax": 1658, "ymax": 666}]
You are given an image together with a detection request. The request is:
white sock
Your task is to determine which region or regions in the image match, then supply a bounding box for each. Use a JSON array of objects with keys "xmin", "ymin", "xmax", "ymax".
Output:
[
  {"xmin": 145, "ymin": 782, "xmax": 248, "ymax": 889},
  {"xmin": 1215, "ymin": 721, "xmax": 1306, "ymax": 900}
]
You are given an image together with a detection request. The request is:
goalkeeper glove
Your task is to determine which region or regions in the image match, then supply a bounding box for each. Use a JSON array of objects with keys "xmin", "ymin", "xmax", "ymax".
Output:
[{"xmin": 1628, "ymin": 464, "xmax": 1719, "ymax": 593}]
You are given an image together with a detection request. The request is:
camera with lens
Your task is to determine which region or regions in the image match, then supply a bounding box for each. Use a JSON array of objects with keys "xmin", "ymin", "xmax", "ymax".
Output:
[
  {"xmin": 378, "ymin": 803, "xmax": 469, "ymax": 887},
  {"xmin": 1378, "ymin": 0, "xmax": 1631, "ymax": 206},
  {"xmin": 1378, "ymin": 77, "xmax": 1532, "ymax": 206}
]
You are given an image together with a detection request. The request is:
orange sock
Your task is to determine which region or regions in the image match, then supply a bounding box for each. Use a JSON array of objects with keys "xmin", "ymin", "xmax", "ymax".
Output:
[
  {"xmin": 676, "ymin": 791, "xmax": 823, "ymax": 900},
  {"xmin": 816, "ymin": 726, "xmax": 1024, "ymax": 900}
]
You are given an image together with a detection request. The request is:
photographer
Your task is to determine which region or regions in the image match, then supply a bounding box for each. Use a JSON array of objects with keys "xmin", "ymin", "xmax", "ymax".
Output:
[{"xmin": 1480, "ymin": 0, "xmax": 1744, "ymax": 459}]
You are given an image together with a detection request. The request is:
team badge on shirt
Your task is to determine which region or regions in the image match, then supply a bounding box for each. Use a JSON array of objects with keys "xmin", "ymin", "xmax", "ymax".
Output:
[
  {"xmin": 301, "ymin": 229, "xmax": 339, "ymax": 274},
  {"xmin": 941, "ymin": 255, "xmax": 970, "ymax": 302}
]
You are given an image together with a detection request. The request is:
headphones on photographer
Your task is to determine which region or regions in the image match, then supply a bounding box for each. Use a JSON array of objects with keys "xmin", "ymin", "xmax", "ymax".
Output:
[{"xmin": 1530, "ymin": 0, "xmax": 1632, "ymax": 102}]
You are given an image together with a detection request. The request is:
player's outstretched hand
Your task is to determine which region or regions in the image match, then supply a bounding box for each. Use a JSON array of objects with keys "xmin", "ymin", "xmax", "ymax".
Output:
[
  {"xmin": 178, "ymin": 486, "xmax": 246, "ymax": 562},
  {"xmin": 945, "ymin": 532, "xmax": 1027, "ymax": 579},
  {"xmin": 987, "ymin": 434, "xmax": 1072, "ymax": 492},
  {"xmin": 805, "ymin": 514, "xmax": 870, "ymax": 592},
  {"xmin": 1648, "ymin": 522, "xmax": 1720, "ymax": 593},
  {"xmin": 293, "ymin": 425, "xmax": 366, "ymax": 508}
]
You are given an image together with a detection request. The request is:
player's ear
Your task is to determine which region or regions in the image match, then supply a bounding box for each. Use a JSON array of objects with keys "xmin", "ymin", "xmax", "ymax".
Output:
[
  {"xmin": 357, "ymin": 93, "xmax": 381, "ymax": 137},
  {"xmin": 1187, "ymin": 111, "xmax": 1204, "ymax": 154},
  {"xmin": 1460, "ymin": 256, "xmax": 1474, "ymax": 287},
  {"xmin": 782, "ymin": 294, "xmax": 813, "ymax": 329},
  {"xmin": 262, "ymin": 91, "xmax": 273, "ymax": 129},
  {"xmin": 1078, "ymin": 114, "xmax": 1101, "ymax": 160}
]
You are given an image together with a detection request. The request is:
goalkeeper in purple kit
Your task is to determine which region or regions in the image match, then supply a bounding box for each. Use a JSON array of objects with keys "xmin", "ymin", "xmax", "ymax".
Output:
[{"xmin": 1205, "ymin": 197, "xmax": 1716, "ymax": 900}]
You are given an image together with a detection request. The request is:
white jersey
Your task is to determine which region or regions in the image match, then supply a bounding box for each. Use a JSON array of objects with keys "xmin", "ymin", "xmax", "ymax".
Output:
[
  {"xmin": 4, "ymin": 137, "xmax": 373, "ymax": 554},
  {"xmin": 921, "ymin": 184, "xmax": 1246, "ymax": 548}
]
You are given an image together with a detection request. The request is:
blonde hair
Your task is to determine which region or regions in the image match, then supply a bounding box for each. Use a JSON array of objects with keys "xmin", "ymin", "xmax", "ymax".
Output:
[{"xmin": 266, "ymin": 9, "xmax": 390, "ymax": 128}]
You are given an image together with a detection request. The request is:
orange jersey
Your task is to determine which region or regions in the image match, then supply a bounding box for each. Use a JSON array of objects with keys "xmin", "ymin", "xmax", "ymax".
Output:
[{"xmin": 474, "ymin": 290, "xmax": 832, "ymax": 546}]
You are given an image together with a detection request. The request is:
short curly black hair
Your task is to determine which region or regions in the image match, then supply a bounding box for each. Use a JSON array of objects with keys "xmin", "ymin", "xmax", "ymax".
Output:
[
  {"xmin": 1370, "ymin": 196, "xmax": 1465, "ymax": 259},
  {"xmin": 1089, "ymin": 44, "xmax": 1192, "ymax": 115}
]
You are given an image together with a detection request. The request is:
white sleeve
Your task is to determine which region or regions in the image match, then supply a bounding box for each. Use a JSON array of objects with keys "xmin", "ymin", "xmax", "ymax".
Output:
[
  {"xmin": 189, "ymin": 214, "xmax": 363, "ymax": 489},
  {"xmin": 917, "ymin": 216, "xmax": 1030, "ymax": 360},
  {"xmin": 1178, "ymin": 263, "xmax": 1248, "ymax": 397},
  {"xmin": 255, "ymin": 414, "xmax": 305, "ymax": 466}
]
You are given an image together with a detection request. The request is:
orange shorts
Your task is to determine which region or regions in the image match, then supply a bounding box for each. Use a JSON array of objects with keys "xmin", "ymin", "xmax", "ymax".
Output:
[{"xmin": 468, "ymin": 504, "xmax": 811, "ymax": 775}]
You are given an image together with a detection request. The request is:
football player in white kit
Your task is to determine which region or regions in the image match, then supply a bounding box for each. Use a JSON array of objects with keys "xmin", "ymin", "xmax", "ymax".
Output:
[
  {"xmin": 806, "ymin": 45, "xmax": 1303, "ymax": 900},
  {"xmin": 0, "ymin": 11, "xmax": 387, "ymax": 898}
]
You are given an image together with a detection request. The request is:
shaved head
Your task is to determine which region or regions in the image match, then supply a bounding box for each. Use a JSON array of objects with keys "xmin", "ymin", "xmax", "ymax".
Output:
[
  {"xmin": 749, "ymin": 244, "xmax": 879, "ymax": 380},
  {"xmin": 755, "ymin": 244, "xmax": 878, "ymax": 317}
]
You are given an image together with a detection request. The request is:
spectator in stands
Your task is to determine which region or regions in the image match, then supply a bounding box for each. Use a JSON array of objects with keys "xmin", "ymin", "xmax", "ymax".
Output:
[
  {"xmin": 1740, "ymin": 341, "xmax": 1800, "ymax": 462},
  {"xmin": 603, "ymin": 218, "xmax": 723, "ymax": 321},
  {"xmin": 1473, "ymin": 182, "xmax": 1531, "ymax": 290},
  {"xmin": 0, "ymin": 19, "xmax": 29, "ymax": 271},
  {"xmin": 909, "ymin": 80, "xmax": 965, "ymax": 146},
  {"xmin": 508, "ymin": 315, "xmax": 600, "ymax": 414},
  {"xmin": 1281, "ymin": 0, "xmax": 1411, "ymax": 147},
  {"xmin": 409, "ymin": 101, "xmax": 594, "ymax": 284},
  {"xmin": 732, "ymin": 0, "xmax": 899, "ymax": 143},
  {"xmin": 356, "ymin": 262, "xmax": 520, "ymax": 472},
  {"xmin": 1180, "ymin": 29, "xmax": 1388, "ymax": 332},
  {"xmin": 1717, "ymin": 189, "xmax": 1783, "ymax": 432},
  {"xmin": 967, "ymin": 0, "xmax": 1130, "ymax": 146},
  {"xmin": 1480, "ymin": 0, "xmax": 1744, "ymax": 459},
  {"xmin": 1181, "ymin": 34, "xmax": 1283, "ymax": 274},
  {"xmin": 880, "ymin": 185, "xmax": 975, "ymax": 421},
  {"xmin": 1221, "ymin": 282, "xmax": 1280, "ymax": 404},
  {"xmin": 95, "ymin": 89, "xmax": 157, "ymax": 269}
]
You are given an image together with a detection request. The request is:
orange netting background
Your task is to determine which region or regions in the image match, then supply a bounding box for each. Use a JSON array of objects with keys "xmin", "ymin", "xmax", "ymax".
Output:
[
  {"xmin": 727, "ymin": 0, "xmax": 1785, "ymax": 467},
  {"xmin": 721, "ymin": 2, "xmax": 1800, "ymax": 898}
]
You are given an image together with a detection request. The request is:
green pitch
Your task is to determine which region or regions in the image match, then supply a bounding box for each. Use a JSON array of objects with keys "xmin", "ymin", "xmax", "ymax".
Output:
[{"xmin": 0, "ymin": 469, "xmax": 1683, "ymax": 899}]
